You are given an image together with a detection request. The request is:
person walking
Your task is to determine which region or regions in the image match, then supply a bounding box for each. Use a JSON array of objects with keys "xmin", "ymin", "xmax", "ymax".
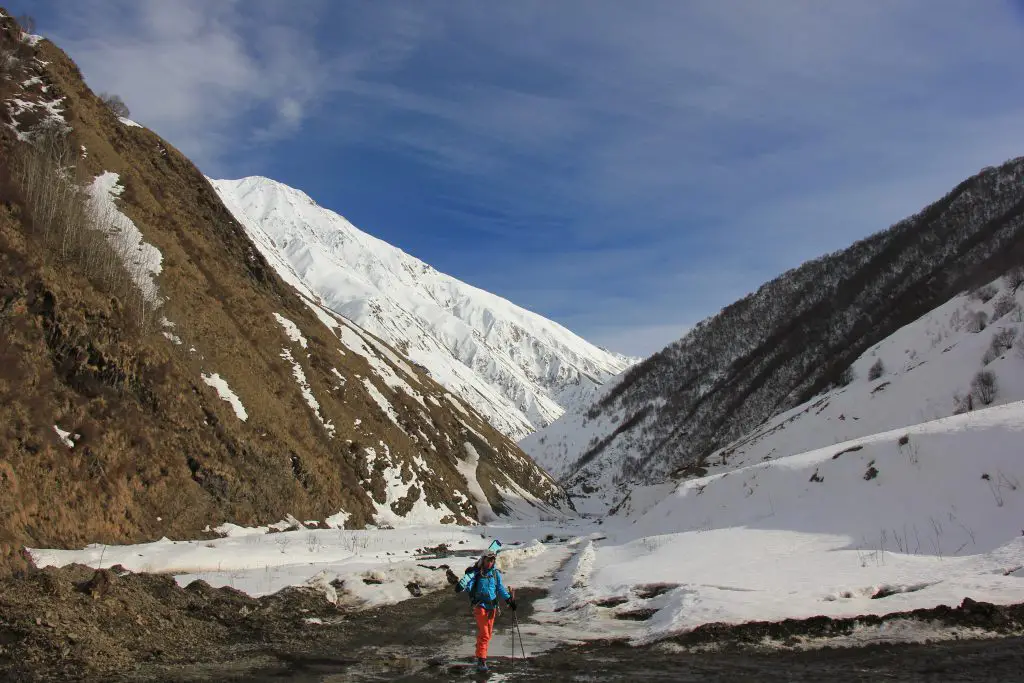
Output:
[{"xmin": 448, "ymin": 550, "xmax": 516, "ymax": 672}]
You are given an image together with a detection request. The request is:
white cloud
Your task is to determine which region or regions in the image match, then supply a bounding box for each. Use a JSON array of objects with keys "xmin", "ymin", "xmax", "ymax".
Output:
[
  {"xmin": 41, "ymin": 1, "xmax": 1024, "ymax": 355},
  {"xmin": 45, "ymin": 0, "xmax": 420, "ymax": 173}
]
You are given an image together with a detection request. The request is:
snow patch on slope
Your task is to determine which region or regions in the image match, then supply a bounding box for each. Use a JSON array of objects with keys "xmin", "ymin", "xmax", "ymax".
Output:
[
  {"xmin": 273, "ymin": 312, "xmax": 308, "ymax": 349},
  {"xmin": 201, "ymin": 372, "xmax": 247, "ymax": 421},
  {"xmin": 456, "ymin": 443, "xmax": 496, "ymax": 523},
  {"xmin": 87, "ymin": 172, "xmax": 163, "ymax": 306},
  {"xmin": 360, "ymin": 378, "xmax": 405, "ymax": 434},
  {"xmin": 280, "ymin": 348, "xmax": 334, "ymax": 437},
  {"xmin": 362, "ymin": 445, "xmax": 457, "ymax": 526}
]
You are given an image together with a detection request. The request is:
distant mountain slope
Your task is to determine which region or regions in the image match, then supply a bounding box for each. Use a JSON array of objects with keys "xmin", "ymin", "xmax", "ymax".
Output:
[
  {"xmin": 694, "ymin": 274, "xmax": 1024, "ymax": 479},
  {"xmin": 523, "ymin": 157, "xmax": 1024, "ymax": 503},
  {"xmin": 210, "ymin": 176, "xmax": 635, "ymax": 441},
  {"xmin": 0, "ymin": 13, "xmax": 568, "ymax": 573}
]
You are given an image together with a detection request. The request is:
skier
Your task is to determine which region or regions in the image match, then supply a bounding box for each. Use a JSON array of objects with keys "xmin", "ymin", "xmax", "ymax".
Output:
[{"xmin": 448, "ymin": 549, "xmax": 516, "ymax": 673}]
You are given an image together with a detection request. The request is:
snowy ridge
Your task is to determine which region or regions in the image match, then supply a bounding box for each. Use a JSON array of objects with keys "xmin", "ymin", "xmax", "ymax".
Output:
[
  {"xmin": 524, "ymin": 269, "xmax": 1024, "ymax": 510},
  {"xmin": 209, "ymin": 176, "xmax": 635, "ymax": 440}
]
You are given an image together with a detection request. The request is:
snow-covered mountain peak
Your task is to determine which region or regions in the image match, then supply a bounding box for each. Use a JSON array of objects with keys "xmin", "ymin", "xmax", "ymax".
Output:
[{"xmin": 210, "ymin": 175, "xmax": 636, "ymax": 441}]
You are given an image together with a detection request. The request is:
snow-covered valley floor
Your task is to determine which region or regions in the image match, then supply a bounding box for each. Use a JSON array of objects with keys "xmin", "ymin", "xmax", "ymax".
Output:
[{"xmin": 29, "ymin": 402, "xmax": 1024, "ymax": 661}]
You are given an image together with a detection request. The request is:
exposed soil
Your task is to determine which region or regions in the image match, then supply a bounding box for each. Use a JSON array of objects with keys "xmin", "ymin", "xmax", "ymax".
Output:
[{"xmin": 3, "ymin": 563, "xmax": 1024, "ymax": 682}]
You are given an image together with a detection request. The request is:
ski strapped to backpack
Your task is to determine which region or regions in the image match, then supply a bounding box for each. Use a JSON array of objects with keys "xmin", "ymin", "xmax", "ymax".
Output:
[{"xmin": 453, "ymin": 539, "xmax": 502, "ymax": 594}]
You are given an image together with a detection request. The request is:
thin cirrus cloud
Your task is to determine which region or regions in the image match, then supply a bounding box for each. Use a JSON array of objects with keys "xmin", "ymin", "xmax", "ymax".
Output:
[{"xmin": 18, "ymin": 0, "xmax": 1024, "ymax": 356}]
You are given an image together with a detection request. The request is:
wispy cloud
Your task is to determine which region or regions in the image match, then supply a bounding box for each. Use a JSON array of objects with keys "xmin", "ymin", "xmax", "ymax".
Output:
[
  {"xmin": 22, "ymin": 1, "xmax": 1024, "ymax": 356},
  {"xmin": 32, "ymin": 0, "xmax": 426, "ymax": 172}
]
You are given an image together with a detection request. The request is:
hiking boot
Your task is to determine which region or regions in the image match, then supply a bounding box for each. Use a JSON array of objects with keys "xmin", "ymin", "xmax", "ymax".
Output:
[{"xmin": 476, "ymin": 657, "xmax": 489, "ymax": 672}]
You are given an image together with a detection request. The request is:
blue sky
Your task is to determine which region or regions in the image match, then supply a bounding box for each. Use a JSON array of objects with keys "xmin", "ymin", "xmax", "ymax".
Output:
[{"xmin": 13, "ymin": 1, "xmax": 1024, "ymax": 356}]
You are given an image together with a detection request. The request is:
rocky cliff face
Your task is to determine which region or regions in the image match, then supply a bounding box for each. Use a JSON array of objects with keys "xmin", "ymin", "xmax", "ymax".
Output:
[{"xmin": 0, "ymin": 12, "xmax": 568, "ymax": 573}]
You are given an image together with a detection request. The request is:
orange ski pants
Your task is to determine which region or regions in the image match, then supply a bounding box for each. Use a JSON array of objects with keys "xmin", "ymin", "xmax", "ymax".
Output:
[{"xmin": 473, "ymin": 605, "xmax": 497, "ymax": 658}]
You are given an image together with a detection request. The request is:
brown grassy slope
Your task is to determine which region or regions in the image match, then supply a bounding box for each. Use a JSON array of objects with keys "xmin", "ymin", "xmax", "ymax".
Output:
[{"xmin": 0, "ymin": 14, "xmax": 566, "ymax": 575}]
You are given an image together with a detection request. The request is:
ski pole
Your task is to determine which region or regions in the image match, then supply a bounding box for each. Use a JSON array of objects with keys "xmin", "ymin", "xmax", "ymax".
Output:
[
  {"xmin": 510, "ymin": 589, "xmax": 516, "ymax": 669},
  {"xmin": 511, "ymin": 615, "xmax": 515, "ymax": 670},
  {"xmin": 514, "ymin": 611, "xmax": 527, "ymax": 661}
]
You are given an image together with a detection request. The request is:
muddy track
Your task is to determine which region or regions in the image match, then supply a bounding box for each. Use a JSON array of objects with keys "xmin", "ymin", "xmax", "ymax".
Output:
[
  {"xmin": 128, "ymin": 586, "xmax": 546, "ymax": 682},
  {"xmin": 229, "ymin": 596, "xmax": 1024, "ymax": 682},
  {"xmin": 5, "ymin": 563, "xmax": 1024, "ymax": 682},
  {"xmin": 198, "ymin": 596, "xmax": 1024, "ymax": 683}
]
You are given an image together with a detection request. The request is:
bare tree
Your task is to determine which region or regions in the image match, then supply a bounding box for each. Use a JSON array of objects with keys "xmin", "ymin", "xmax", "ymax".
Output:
[
  {"xmin": 99, "ymin": 92, "xmax": 131, "ymax": 118},
  {"xmin": 966, "ymin": 310, "xmax": 989, "ymax": 333},
  {"xmin": 1006, "ymin": 266, "xmax": 1024, "ymax": 294},
  {"xmin": 984, "ymin": 327, "xmax": 1019, "ymax": 364},
  {"xmin": 971, "ymin": 370, "xmax": 997, "ymax": 406},
  {"xmin": 991, "ymin": 293, "xmax": 1019, "ymax": 321},
  {"xmin": 868, "ymin": 358, "xmax": 885, "ymax": 381}
]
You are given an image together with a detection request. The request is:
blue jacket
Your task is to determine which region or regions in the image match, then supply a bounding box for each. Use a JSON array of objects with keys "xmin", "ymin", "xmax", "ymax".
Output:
[{"xmin": 463, "ymin": 567, "xmax": 511, "ymax": 609}]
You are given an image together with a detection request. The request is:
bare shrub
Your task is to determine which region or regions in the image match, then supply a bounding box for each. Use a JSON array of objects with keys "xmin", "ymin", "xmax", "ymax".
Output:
[
  {"xmin": 99, "ymin": 93, "xmax": 130, "ymax": 118},
  {"xmin": 13, "ymin": 125, "xmax": 152, "ymax": 330},
  {"xmin": 868, "ymin": 358, "xmax": 885, "ymax": 381},
  {"xmin": 949, "ymin": 308, "xmax": 964, "ymax": 331},
  {"xmin": 835, "ymin": 365, "xmax": 855, "ymax": 388},
  {"xmin": 983, "ymin": 328, "xmax": 1018, "ymax": 365},
  {"xmin": 991, "ymin": 293, "xmax": 1019, "ymax": 321},
  {"xmin": 16, "ymin": 14, "xmax": 37, "ymax": 34},
  {"xmin": 971, "ymin": 370, "xmax": 997, "ymax": 406},
  {"xmin": 992, "ymin": 327, "xmax": 1017, "ymax": 353},
  {"xmin": 965, "ymin": 310, "xmax": 989, "ymax": 333},
  {"xmin": 953, "ymin": 391, "xmax": 973, "ymax": 415},
  {"xmin": 1006, "ymin": 266, "xmax": 1024, "ymax": 294},
  {"xmin": 971, "ymin": 284, "xmax": 998, "ymax": 303}
]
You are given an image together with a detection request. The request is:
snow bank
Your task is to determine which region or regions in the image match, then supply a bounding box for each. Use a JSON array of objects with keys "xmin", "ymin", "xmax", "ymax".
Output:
[
  {"xmin": 564, "ymin": 402, "xmax": 1024, "ymax": 643},
  {"xmin": 28, "ymin": 524, "xmax": 562, "ymax": 611},
  {"xmin": 704, "ymin": 276, "xmax": 1024, "ymax": 476}
]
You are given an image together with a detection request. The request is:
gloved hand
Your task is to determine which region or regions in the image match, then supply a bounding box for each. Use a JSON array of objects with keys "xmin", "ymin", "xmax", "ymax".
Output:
[
  {"xmin": 506, "ymin": 598, "xmax": 517, "ymax": 611},
  {"xmin": 445, "ymin": 568, "xmax": 458, "ymax": 585}
]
